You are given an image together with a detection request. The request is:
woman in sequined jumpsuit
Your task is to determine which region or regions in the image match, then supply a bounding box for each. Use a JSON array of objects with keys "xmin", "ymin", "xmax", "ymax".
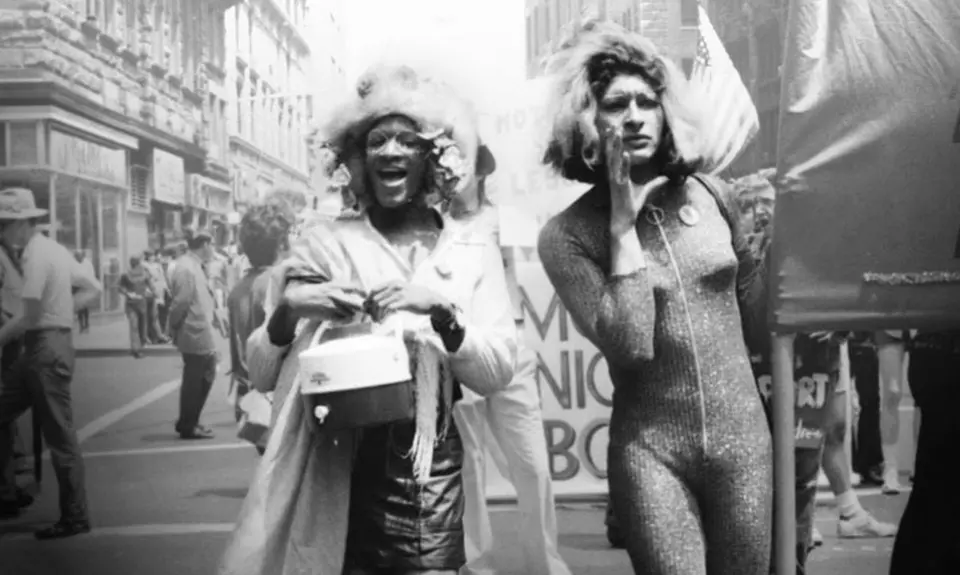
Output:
[{"xmin": 537, "ymin": 20, "xmax": 772, "ymax": 574}]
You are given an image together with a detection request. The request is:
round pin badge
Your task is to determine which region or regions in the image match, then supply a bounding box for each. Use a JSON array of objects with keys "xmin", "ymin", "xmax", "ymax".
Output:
[{"xmin": 678, "ymin": 204, "xmax": 700, "ymax": 226}]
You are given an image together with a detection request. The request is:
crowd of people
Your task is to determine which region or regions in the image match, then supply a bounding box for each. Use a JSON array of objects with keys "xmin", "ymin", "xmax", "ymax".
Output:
[{"xmin": 0, "ymin": 16, "xmax": 956, "ymax": 575}]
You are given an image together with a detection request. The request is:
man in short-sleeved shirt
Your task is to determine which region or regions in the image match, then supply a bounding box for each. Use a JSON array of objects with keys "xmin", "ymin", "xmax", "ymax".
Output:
[{"xmin": 0, "ymin": 187, "xmax": 101, "ymax": 539}]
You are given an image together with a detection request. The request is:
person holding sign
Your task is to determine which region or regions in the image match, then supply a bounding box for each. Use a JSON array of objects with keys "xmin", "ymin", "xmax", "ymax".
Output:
[{"xmin": 536, "ymin": 20, "xmax": 771, "ymax": 574}]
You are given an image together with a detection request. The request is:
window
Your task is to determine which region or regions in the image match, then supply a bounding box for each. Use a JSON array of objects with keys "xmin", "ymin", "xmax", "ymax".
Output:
[
  {"xmin": 56, "ymin": 187, "xmax": 77, "ymax": 251},
  {"xmin": 681, "ymin": 0, "xmax": 699, "ymax": 27},
  {"xmin": 219, "ymin": 99, "xmax": 228, "ymax": 156},
  {"xmin": 236, "ymin": 83, "xmax": 244, "ymax": 134},
  {"xmin": 8, "ymin": 122, "xmax": 39, "ymax": 165}
]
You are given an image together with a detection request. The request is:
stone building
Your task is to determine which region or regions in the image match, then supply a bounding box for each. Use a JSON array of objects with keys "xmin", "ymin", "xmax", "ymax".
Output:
[
  {"xmin": 223, "ymin": 0, "xmax": 346, "ymax": 215},
  {"xmin": 0, "ymin": 0, "xmax": 238, "ymax": 315},
  {"xmin": 525, "ymin": 0, "xmax": 702, "ymax": 78}
]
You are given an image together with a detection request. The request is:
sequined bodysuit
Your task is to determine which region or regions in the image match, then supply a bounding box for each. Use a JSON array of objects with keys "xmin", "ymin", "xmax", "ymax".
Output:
[{"xmin": 538, "ymin": 176, "xmax": 773, "ymax": 574}]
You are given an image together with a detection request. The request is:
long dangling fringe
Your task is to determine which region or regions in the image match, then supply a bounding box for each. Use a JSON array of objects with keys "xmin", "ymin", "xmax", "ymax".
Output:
[{"xmin": 408, "ymin": 333, "xmax": 454, "ymax": 483}]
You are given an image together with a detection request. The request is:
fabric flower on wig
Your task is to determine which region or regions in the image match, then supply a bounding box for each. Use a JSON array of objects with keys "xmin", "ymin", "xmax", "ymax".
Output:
[{"xmin": 419, "ymin": 129, "xmax": 468, "ymax": 210}]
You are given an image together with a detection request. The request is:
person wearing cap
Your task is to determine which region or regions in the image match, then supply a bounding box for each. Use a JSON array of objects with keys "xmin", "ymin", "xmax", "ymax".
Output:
[
  {"xmin": 167, "ymin": 227, "xmax": 222, "ymax": 440},
  {"xmin": 0, "ymin": 186, "xmax": 101, "ymax": 539}
]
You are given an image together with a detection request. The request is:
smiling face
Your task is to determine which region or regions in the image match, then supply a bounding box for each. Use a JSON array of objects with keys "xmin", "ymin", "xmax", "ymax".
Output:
[
  {"xmin": 363, "ymin": 115, "xmax": 430, "ymax": 209},
  {"xmin": 595, "ymin": 74, "xmax": 665, "ymax": 168}
]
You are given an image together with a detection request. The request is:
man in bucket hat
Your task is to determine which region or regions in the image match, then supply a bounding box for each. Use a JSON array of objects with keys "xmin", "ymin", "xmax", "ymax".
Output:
[{"xmin": 0, "ymin": 187, "xmax": 101, "ymax": 538}]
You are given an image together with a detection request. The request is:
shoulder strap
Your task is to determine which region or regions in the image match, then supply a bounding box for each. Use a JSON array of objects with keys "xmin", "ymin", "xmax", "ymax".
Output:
[{"xmin": 690, "ymin": 173, "xmax": 737, "ymax": 235}]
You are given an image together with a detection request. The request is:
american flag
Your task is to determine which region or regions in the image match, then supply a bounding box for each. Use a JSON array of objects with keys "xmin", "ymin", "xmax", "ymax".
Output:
[{"xmin": 691, "ymin": 4, "xmax": 760, "ymax": 175}]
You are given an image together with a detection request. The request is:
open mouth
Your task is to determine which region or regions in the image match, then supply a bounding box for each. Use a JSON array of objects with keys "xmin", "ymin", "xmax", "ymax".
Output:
[{"xmin": 376, "ymin": 167, "xmax": 409, "ymax": 186}]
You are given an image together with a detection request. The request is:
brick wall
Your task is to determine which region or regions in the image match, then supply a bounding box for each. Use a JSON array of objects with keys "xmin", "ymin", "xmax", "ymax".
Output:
[
  {"xmin": 638, "ymin": 0, "xmax": 671, "ymax": 54},
  {"xmin": 0, "ymin": 1, "xmax": 205, "ymax": 147}
]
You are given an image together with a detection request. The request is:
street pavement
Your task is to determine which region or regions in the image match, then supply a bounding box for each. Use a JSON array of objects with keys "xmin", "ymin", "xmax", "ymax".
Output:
[{"xmin": 0, "ymin": 340, "xmax": 908, "ymax": 575}]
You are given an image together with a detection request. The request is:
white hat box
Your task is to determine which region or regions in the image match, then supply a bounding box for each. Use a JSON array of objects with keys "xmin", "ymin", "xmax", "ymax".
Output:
[{"xmin": 299, "ymin": 322, "xmax": 415, "ymax": 430}]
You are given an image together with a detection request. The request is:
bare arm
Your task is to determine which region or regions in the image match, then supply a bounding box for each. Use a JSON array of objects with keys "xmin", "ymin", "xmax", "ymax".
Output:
[{"xmin": 537, "ymin": 215, "xmax": 656, "ymax": 369}]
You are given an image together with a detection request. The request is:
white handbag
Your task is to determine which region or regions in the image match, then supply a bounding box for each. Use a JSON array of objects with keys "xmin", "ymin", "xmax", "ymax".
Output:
[{"xmin": 237, "ymin": 389, "xmax": 272, "ymax": 446}]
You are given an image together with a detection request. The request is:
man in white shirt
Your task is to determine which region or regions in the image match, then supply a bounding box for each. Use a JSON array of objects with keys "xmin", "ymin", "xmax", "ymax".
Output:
[{"xmin": 0, "ymin": 187, "xmax": 101, "ymax": 539}]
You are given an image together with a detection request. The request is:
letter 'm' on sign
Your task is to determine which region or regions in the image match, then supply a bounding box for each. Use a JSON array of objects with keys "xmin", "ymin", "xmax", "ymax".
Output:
[{"xmin": 521, "ymin": 287, "xmax": 568, "ymax": 341}]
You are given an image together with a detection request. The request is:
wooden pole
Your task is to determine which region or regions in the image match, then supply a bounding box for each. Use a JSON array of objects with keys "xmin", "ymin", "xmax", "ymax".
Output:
[{"xmin": 772, "ymin": 333, "xmax": 797, "ymax": 574}]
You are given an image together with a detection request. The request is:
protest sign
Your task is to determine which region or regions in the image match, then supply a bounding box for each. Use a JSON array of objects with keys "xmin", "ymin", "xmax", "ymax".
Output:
[
  {"xmin": 474, "ymin": 78, "xmax": 589, "ymax": 245},
  {"xmin": 484, "ymin": 263, "xmax": 612, "ymax": 499}
]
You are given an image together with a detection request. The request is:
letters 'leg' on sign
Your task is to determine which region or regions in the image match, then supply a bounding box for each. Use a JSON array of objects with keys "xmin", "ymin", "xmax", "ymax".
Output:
[{"xmin": 773, "ymin": 333, "xmax": 798, "ymax": 575}]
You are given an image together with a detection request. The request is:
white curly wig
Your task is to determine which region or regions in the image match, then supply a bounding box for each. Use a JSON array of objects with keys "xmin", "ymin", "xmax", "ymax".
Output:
[
  {"xmin": 311, "ymin": 63, "xmax": 485, "ymax": 215},
  {"xmin": 540, "ymin": 18, "xmax": 705, "ymax": 184}
]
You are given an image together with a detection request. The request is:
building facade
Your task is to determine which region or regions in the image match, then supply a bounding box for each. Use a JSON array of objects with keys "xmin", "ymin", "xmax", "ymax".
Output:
[
  {"xmin": 0, "ymin": 0, "xmax": 238, "ymax": 315},
  {"xmin": 525, "ymin": 0, "xmax": 702, "ymax": 78},
  {"xmin": 708, "ymin": 0, "xmax": 786, "ymax": 175},
  {"xmin": 222, "ymin": 0, "xmax": 345, "ymax": 215}
]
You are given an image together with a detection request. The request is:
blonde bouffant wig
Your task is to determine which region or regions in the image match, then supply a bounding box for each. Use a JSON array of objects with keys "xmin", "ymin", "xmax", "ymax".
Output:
[
  {"xmin": 310, "ymin": 63, "xmax": 486, "ymax": 216},
  {"xmin": 541, "ymin": 18, "xmax": 705, "ymax": 185}
]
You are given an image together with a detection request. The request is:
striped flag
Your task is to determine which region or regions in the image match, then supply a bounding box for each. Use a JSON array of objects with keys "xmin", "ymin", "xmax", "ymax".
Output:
[{"xmin": 692, "ymin": 4, "xmax": 760, "ymax": 175}]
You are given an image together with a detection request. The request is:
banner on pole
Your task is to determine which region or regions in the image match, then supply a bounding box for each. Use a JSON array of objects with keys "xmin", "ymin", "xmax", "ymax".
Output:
[{"xmin": 772, "ymin": 0, "xmax": 960, "ymax": 331}]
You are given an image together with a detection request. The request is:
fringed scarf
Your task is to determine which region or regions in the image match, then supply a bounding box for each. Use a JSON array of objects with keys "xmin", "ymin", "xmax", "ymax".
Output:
[{"xmin": 405, "ymin": 330, "xmax": 455, "ymax": 482}]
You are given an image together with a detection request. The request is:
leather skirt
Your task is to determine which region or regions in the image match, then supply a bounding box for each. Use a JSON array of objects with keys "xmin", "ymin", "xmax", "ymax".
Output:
[{"xmin": 343, "ymin": 406, "xmax": 466, "ymax": 571}]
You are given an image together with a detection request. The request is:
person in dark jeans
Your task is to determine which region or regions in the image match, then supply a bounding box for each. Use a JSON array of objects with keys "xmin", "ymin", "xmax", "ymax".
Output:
[
  {"xmin": 889, "ymin": 330, "xmax": 960, "ymax": 574},
  {"xmin": 849, "ymin": 332, "xmax": 884, "ymax": 485},
  {"xmin": 119, "ymin": 256, "xmax": 152, "ymax": 359},
  {"xmin": 167, "ymin": 228, "xmax": 220, "ymax": 440},
  {"xmin": 226, "ymin": 201, "xmax": 292, "ymax": 454},
  {"xmin": 0, "ymin": 186, "xmax": 102, "ymax": 539}
]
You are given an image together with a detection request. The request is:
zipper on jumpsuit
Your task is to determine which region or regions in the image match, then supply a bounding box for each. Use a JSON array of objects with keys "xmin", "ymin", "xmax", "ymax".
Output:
[{"xmin": 645, "ymin": 205, "xmax": 710, "ymax": 454}]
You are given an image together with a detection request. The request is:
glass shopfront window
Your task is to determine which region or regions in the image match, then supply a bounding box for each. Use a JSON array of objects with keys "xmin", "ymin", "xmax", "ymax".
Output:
[
  {"xmin": 55, "ymin": 184, "xmax": 78, "ymax": 252},
  {"xmin": 78, "ymin": 188, "xmax": 102, "ymax": 312},
  {"xmin": 101, "ymin": 193, "xmax": 123, "ymax": 312},
  {"xmin": 53, "ymin": 177, "xmax": 125, "ymax": 313}
]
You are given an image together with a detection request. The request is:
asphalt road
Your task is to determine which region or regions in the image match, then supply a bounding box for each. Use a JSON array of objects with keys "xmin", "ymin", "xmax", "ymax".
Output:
[{"xmin": 0, "ymin": 350, "xmax": 906, "ymax": 575}]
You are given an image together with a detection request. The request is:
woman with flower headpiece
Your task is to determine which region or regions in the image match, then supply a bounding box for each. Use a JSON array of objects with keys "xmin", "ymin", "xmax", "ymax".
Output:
[
  {"xmin": 536, "ymin": 20, "xmax": 771, "ymax": 574},
  {"xmin": 218, "ymin": 63, "xmax": 517, "ymax": 575}
]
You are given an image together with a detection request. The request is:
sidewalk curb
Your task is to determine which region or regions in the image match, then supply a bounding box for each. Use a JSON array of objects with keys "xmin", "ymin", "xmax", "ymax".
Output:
[{"xmin": 76, "ymin": 346, "xmax": 181, "ymax": 359}]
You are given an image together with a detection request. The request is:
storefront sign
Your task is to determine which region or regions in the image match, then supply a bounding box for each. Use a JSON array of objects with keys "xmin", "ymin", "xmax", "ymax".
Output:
[
  {"xmin": 49, "ymin": 130, "xmax": 127, "ymax": 187},
  {"xmin": 152, "ymin": 148, "xmax": 186, "ymax": 205},
  {"xmin": 773, "ymin": 0, "xmax": 960, "ymax": 330},
  {"xmin": 483, "ymin": 263, "xmax": 612, "ymax": 499}
]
